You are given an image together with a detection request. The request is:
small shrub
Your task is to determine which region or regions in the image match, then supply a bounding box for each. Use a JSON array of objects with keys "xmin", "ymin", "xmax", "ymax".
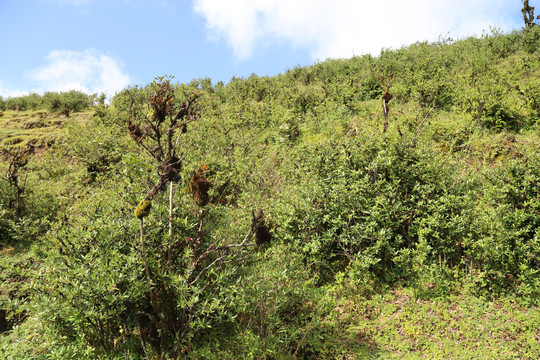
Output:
[
  {"xmin": 522, "ymin": 25, "xmax": 540, "ymax": 54},
  {"xmin": 64, "ymin": 118, "xmax": 126, "ymax": 180},
  {"xmin": 43, "ymin": 90, "xmax": 91, "ymax": 116}
]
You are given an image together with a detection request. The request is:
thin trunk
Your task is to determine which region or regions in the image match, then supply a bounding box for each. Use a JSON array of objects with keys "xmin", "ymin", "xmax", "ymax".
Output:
[
  {"xmin": 383, "ymin": 99, "xmax": 389, "ymax": 132},
  {"xmin": 169, "ymin": 181, "xmax": 173, "ymax": 239},
  {"xmin": 168, "ymin": 181, "xmax": 173, "ymax": 264},
  {"xmin": 198, "ymin": 210, "xmax": 204, "ymax": 234},
  {"xmin": 139, "ymin": 218, "xmax": 153, "ymax": 296}
]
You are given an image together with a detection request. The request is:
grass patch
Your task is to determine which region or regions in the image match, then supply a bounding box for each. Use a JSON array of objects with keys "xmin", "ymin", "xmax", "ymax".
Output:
[
  {"xmin": 323, "ymin": 287, "xmax": 540, "ymax": 359},
  {"xmin": 0, "ymin": 110, "xmax": 92, "ymax": 149}
]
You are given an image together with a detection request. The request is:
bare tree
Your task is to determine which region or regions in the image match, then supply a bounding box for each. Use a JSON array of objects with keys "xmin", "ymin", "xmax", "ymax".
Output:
[
  {"xmin": 128, "ymin": 76, "xmax": 200, "ymax": 245},
  {"xmin": 0, "ymin": 146, "xmax": 32, "ymax": 218},
  {"xmin": 522, "ymin": 0, "xmax": 540, "ymax": 28}
]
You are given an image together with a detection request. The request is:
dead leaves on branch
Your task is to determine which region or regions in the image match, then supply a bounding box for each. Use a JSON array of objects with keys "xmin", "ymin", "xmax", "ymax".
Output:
[
  {"xmin": 128, "ymin": 76, "xmax": 201, "ymax": 201},
  {"xmin": 190, "ymin": 166, "xmax": 213, "ymax": 207}
]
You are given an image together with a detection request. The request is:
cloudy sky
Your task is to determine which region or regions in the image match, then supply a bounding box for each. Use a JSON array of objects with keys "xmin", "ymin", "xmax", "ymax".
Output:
[{"xmin": 0, "ymin": 0, "xmax": 526, "ymax": 98}]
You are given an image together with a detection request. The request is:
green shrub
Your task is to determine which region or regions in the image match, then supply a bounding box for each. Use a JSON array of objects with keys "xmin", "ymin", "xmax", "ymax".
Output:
[
  {"xmin": 3, "ymin": 93, "xmax": 43, "ymax": 111},
  {"xmin": 521, "ymin": 77, "xmax": 540, "ymax": 118},
  {"xmin": 4, "ymin": 97, "xmax": 29, "ymax": 112},
  {"xmin": 188, "ymin": 246, "xmax": 330, "ymax": 358},
  {"xmin": 110, "ymin": 86, "xmax": 149, "ymax": 127},
  {"xmin": 522, "ymin": 25, "xmax": 540, "ymax": 54},
  {"xmin": 276, "ymin": 136, "xmax": 445, "ymax": 282},
  {"xmin": 34, "ymin": 178, "xmax": 261, "ymax": 357},
  {"xmin": 456, "ymin": 64, "xmax": 524, "ymax": 130},
  {"xmin": 63, "ymin": 117, "xmax": 127, "ymax": 180},
  {"xmin": 43, "ymin": 90, "xmax": 91, "ymax": 116},
  {"xmin": 471, "ymin": 156, "xmax": 540, "ymax": 303},
  {"xmin": 273, "ymin": 128, "xmax": 539, "ymax": 302},
  {"xmin": 0, "ymin": 209, "xmax": 18, "ymax": 244}
]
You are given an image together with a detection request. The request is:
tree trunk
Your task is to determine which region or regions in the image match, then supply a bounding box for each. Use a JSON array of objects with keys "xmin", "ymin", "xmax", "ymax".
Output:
[
  {"xmin": 139, "ymin": 218, "xmax": 153, "ymax": 294},
  {"xmin": 168, "ymin": 181, "xmax": 173, "ymax": 263}
]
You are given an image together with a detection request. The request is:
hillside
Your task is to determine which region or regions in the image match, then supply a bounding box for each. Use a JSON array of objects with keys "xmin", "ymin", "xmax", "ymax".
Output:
[{"xmin": 1, "ymin": 28, "xmax": 540, "ymax": 359}]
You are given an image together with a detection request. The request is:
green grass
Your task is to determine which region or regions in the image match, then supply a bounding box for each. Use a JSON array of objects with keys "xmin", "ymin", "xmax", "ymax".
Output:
[
  {"xmin": 321, "ymin": 287, "xmax": 540, "ymax": 359},
  {"xmin": 0, "ymin": 110, "xmax": 91, "ymax": 149}
]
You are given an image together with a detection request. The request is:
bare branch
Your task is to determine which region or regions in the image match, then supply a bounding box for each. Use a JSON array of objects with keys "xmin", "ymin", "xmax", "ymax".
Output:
[{"xmin": 187, "ymin": 228, "xmax": 256, "ymax": 285}]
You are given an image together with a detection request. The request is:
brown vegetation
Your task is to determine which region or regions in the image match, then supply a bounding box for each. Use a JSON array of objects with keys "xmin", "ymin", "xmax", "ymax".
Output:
[
  {"xmin": 252, "ymin": 209, "xmax": 272, "ymax": 246},
  {"xmin": 190, "ymin": 167, "xmax": 213, "ymax": 207}
]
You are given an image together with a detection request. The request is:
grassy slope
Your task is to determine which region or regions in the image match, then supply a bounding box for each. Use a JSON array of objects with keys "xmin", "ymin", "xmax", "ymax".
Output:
[
  {"xmin": 324, "ymin": 289, "xmax": 540, "ymax": 359},
  {"xmin": 0, "ymin": 110, "xmax": 93, "ymax": 149},
  {"xmin": 1, "ymin": 29, "xmax": 540, "ymax": 359}
]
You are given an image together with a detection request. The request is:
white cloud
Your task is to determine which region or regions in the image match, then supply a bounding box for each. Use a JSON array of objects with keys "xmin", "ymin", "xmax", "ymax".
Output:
[
  {"xmin": 0, "ymin": 82, "xmax": 28, "ymax": 99},
  {"xmin": 193, "ymin": 0, "xmax": 522, "ymax": 60},
  {"xmin": 26, "ymin": 49, "xmax": 131, "ymax": 96}
]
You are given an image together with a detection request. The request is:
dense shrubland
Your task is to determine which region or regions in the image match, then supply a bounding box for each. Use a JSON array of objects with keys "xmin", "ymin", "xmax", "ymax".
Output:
[
  {"xmin": 0, "ymin": 90, "xmax": 99, "ymax": 115},
  {"xmin": 1, "ymin": 27, "xmax": 540, "ymax": 358}
]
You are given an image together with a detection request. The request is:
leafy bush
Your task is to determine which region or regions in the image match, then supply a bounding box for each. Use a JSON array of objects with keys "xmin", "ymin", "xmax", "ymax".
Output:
[
  {"xmin": 521, "ymin": 25, "xmax": 540, "ymax": 54},
  {"xmin": 29, "ymin": 77, "xmax": 261, "ymax": 358},
  {"xmin": 187, "ymin": 246, "xmax": 330, "ymax": 358},
  {"xmin": 521, "ymin": 77, "xmax": 540, "ymax": 119},
  {"xmin": 63, "ymin": 117, "xmax": 128, "ymax": 180},
  {"xmin": 272, "ymin": 128, "xmax": 539, "ymax": 304},
  {"xmin": 109, "ymin": 86, "xmax": 150, "ymax": 127},
  {"xmin": 485, "ymin": 28, "xmax": 521, "ymax": 58},
  {"xmin": 473, "ymin": 156, "xmax": 540, "ymax": 302},
  {"xmin": 0, "ymin": 209, "xmax": 19, "ymax": 245},
  {"xmin": 34, "ymin": 168, "xmax": 260, "ymax": 357},
  {"xmin": 3, "ymin": 93, "xmax": 43, "ymax": 111},
  {"xmin": 4, "ymin": 96, "xmax": 29, "ymax": 112},
  {"xmin": 278, "ymin": 136, "xmax": 459, "ymax": 283},
  {"xmin": 43, "ymin": 90, "xmax": 91, "ymax": 116}
]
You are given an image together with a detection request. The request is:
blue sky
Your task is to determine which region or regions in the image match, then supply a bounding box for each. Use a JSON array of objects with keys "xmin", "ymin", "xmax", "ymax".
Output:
[{"xmin": 0, "ymin": 0, "xmax": 528, "ymax": 98}]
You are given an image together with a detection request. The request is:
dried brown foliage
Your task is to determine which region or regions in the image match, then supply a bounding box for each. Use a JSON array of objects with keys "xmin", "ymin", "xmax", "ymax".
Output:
[
  {"xmin": 126, "ymin": 76, "xmax": 200, "ymax": 201},
  {"xmin": 190, "ymin": 167, "xmax": 213, "ymax": 207},
  {"xmin": 252, "ymin": 209, "xmax": 272, "ymax": 246}
]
